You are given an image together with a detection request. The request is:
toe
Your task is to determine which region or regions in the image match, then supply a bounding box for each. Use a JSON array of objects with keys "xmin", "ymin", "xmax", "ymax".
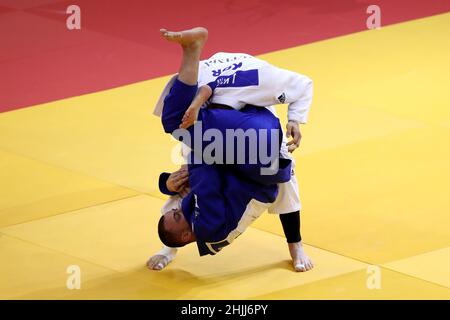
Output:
[{"xmin": 294, "ymin": 263, "xmax": 306, "ymax": 272}]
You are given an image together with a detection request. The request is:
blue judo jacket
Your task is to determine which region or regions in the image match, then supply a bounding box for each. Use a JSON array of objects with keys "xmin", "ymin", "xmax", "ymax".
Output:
[{"xmin": 160, "ymin": 79, "xmax": 292, "ymax": 255}]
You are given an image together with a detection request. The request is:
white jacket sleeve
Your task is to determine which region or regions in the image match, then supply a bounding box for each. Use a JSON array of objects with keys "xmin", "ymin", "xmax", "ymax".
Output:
[
  {"xmin": 177, "ymin": 53, "xmax": 314, "ymax": 123},
  {"xmin": 270, "ymin": 67, "xmax": 313, "ymax": 124},
  {"xmin": 210, "ymin": 62, "xmax": 314, "ymax": 124}
]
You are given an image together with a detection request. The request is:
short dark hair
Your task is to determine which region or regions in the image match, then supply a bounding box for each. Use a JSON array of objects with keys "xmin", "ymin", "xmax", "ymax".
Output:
[{"xmin": 158, "ymin": 215, "xmax": 185, "ymax": 248}]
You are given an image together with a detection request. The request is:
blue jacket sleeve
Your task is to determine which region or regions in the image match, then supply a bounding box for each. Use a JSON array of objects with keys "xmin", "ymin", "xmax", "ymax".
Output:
[
  {"xmin": 188, "ymin": 163, "xmax": 228, "ymax": 242},
  {"xmin": 158, "ymin": 172, "xmax": 178, "ymax": 196},
  {"xmin": 161, "ymin": 78, "xmax": 198, "ymax": 134}
]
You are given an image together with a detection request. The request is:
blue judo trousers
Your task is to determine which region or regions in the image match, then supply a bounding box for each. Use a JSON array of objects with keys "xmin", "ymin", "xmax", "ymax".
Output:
[{"xmin": 161, "ymin": 78, "xmax": 292, "ymax": 255}]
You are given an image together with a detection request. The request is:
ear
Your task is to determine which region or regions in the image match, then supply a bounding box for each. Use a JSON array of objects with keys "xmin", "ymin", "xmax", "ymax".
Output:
[{"xmin": 181, "ymin": 229, "xmax": 192, "ymax": 243}]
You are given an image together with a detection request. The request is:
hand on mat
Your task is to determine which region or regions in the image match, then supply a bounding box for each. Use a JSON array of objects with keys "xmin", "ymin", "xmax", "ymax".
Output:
[
  {"xmin": 147, "ymin": 254, "xmax": 170, "ymax": 270},
  {"xmin": 286, "ymin": 120, "xmax": 302, "ymax": 153},
  {"xmin": 147, "ymin": 246, "xmax": 177, "ymax": 271}
]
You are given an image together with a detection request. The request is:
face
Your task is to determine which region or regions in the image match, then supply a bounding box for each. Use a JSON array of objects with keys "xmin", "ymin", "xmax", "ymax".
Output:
[{"xmin": 163, "ymin": 208, "xmax": 193, "ymax": 244}]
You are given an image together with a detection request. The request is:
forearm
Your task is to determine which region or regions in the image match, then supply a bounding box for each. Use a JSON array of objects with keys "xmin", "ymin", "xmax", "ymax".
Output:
[
  {"xmin": 192, "ymin": 85, "xmax": 212, "ymax": 108},
  {"xmin": 161, "ymin": 78, "xmax": 198, "ymax": 134}
]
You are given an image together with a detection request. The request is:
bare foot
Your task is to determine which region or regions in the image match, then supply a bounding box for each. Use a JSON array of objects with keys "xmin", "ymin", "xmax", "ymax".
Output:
[
  {"xmin": 160, "ymin": 27, "xmax": 208, "ymax": 48},
  {"xmin": 288, "ymin": 242, "xmax": 314, "ymax": 272}
]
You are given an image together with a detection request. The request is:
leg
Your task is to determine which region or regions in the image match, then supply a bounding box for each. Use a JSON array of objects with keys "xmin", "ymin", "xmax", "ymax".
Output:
[
  {"xmin": 160, "ymin": 27, "xmax": 208, "ymax": 133},
  {"xmin": 150, "ymin": 28, "xmax": 209, "ymax": 270},
  {"xmin": 160, "ymin": 27, "xmax": 208, "ymax": 85},
  {"xmin": 279, "ymin": 211, "xmax": 314, "ymax": 272},
  {"xmin": 180, "ymin": 84, "xmax": 212, "ymax": 129}
]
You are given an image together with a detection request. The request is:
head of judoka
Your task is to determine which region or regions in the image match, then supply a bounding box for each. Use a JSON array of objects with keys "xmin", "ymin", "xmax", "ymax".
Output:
[{"xmin": 158, "ymin": 208, "xmax": 197, "ymax": 247}]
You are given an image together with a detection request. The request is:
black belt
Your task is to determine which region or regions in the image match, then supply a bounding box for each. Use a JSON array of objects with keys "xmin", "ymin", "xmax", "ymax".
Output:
[{"xmin": 208, "ymin": 103, "xmax": 234, "ymax": 110}]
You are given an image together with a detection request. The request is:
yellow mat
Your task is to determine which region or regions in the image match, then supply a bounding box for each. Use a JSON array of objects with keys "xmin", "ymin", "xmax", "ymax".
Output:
[
  {"xmin": 1, "ymin": 13, "xmax": 449, "ymax": 299},
  {"xmin": 1, "ymin": 195, "xmax": 368, "ymax": 299},
  {"xmin": 384, "ymin": 247, "xmax": 450, "ymax": 288},
  {"xmin": 252, "ymin": 268, "xmax": 450, "ymax": 300},
  {"xmin": 0, "ymin": 149, "xmax": 138, "ymax": 227}
]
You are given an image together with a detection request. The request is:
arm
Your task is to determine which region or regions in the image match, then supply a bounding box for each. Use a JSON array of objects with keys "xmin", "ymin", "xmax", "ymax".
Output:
[
  {"xmin": 286, "ymin": 120, "xmax": 302, "ymax": 153},
  {"xmin": 158, "ymin": 166, "xmax": 189, "ymax": 197},
  {"xmin": 275, "ymin": 69, "xmax": 313, "ymax": 152},
  {"xmin": 285, "ymin": 74, "xmax": 313, "ymax": 124},
  {"xmin": 179, "ymin": 84, "xmax": 212, "ymax": 129},
  {"xmin": 188, "ymin": 163, "xmax": 228, "ymax": 243},
  {"xmin": 161, "ymin": 79, "xmax": 198, "ymax": 134}
]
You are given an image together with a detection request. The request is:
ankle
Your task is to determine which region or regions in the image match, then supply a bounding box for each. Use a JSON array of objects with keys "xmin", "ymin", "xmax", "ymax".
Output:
[
  {"xmin": 288, "ymin": 241, "xmax": 302, "ymax": 249},
  {"xmin": 182, "ymin": 41, "xmax": 203, "ymax": 51}
]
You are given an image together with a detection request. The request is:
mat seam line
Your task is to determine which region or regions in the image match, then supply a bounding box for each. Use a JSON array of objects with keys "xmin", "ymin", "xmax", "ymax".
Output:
[
  {"xmin": 0, "ymin": 145, "xmax": 149, "ymax": 195},
  {"xmin": 251, "ymin": 226, "xmax": 450, "ymax": 290}
]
